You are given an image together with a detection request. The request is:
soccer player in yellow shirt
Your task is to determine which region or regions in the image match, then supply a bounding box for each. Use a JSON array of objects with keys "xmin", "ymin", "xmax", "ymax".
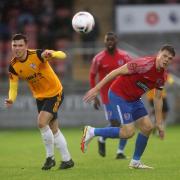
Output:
[{"xmin": 5, "ymin": 34, "xmax": 74, "ymax": 170}]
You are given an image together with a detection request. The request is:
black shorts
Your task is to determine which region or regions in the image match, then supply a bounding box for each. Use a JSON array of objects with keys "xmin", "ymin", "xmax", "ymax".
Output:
[
  {"xmin": 36, "ymin": 92, "xmax": 64, "ymax": 120},
  {"xmin": 149, "ymin": 98, "xmax": 169, "ymax": 113}
]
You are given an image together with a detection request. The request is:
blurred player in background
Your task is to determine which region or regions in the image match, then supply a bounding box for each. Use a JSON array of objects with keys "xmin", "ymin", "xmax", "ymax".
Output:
[
  {"xmin": 89, "ymin": 32, "xmax": 132, "ymax": 159},
  {"xmin": 5, "ymin": 34, "xmax": 74, "ymax": 170},
  {"xmin": 82, "ymin": 45, "xmax": 175, "ymax": 169},
  {"xmin": 146, "ymin": 74, "xmax": 174, "ymax": 130}
]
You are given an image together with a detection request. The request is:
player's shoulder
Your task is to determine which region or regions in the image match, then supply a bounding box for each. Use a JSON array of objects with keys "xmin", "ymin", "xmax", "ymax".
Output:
[
  {"xmin": 116, "ymin": 49, "xmax": 128, "ymax": 55},
  {"xmin": 143, "ymin": 56, "xmax": 155, "ymax": 61},
  {"xmin": 28, "ymin": 49, "xmax": 44, "ymax": 62},
  {"xmin": 93, "ymin": 50, "xmax": 106, "ymax": 61},
  {"xmin": 28, "ymin": 49, "xmax": 36, "ymax": 54},
  {"xmin": 10, "ymin": 57, "xmax": 17, "ymax": 66},
  {"xmin": 135, "ymin": 56, "xmax": 155, "ymax": 63}
]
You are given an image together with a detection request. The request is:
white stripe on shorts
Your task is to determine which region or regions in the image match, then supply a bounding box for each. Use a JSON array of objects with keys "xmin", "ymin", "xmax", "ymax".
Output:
[
  {"xmin": 103, "ymin": 104, "xmax": 108, "ymax": 121},
  {"xmin": 116, "ymin": 105, "xmax": 124, "ymax": 125}
]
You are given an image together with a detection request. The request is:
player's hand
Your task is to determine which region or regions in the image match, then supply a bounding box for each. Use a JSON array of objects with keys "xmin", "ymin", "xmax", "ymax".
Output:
[
  {"xmin": 4, "ymin": 99, "xmax": 13, "ymax": 108},
  {"xmin": 155, "ymin": 123, "xmax": 165, "ymax": 140},
  {"xmin": 83, "ymin": 88, "xmax": 99, "ymax": 103},
  {"xmin": 42, "ymin": 50, "xmax": 54, "ymax": 59},
  {"xmin": 93, "ymin": 97, "xmax": 101, "ymax": 110}
]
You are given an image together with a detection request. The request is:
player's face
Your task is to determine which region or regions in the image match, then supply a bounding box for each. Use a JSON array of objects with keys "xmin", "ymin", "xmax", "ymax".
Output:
[
  {"xmin": 12, "ymin": 39, "xmax": 27, "ymax": 60},
  {"xmin": 156, "ymin": 50, "xmax": 174, "ymax": 69},
  {"xmin": 104, "ymin": 35, "xmax": 117, "ymax": 51}
]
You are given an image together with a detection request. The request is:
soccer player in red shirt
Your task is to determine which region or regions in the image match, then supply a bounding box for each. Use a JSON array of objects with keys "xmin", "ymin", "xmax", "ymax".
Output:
[
  {"xmin": 89, "ymin": 32, "xmax": 132, "ymax": 159},
  {"xmin": 81, "ymin": 45, "xmax": 175, "ymax": 169}
]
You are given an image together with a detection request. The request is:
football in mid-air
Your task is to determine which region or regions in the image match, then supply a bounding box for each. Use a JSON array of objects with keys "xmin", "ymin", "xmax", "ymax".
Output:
[{"xmin": 72, "ymin": 11, "xmax": 95, "ymax": 33}]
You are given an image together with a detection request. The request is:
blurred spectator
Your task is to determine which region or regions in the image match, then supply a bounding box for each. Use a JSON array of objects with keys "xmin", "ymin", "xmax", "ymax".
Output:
[
  {"xmin": 0, "ymin": 0, "xmax": 74, "ymax": 79},
  {"xmin": 21, "ymin": 22, "xmax": 39, "ymax": 49},
  {"xmin": 165, "ymin": 0, "xmax": 180, "ymax": 3},
  {"xmin": 20, "ymin": 0, "xmax": 43, "ymax": 17},
  {"xmin": 50, "ymin": 35, "xmax": 72, "ymax": 79},
  {"xmin": 115, "ymin": 0, "xmax": 131, "ymax": 4},
  {"xmin": 1, "ymin": 4, "xmax": 20, "ymax": 35},
  {"xmin": 80, "ymin": 11, "xmax": 100, "ymax": 63},
  {"xmin": 38, "ymin": 12, "xmax": 54, "ymax": 49},
  {"xmin": 49, "ymin": 6, "xmax": 74, "ymax": 41},
  {"xmin": 115, "ymin": 0, "xmax": 180, "ymax": 4},
  {"xmin": 0, "ymin": 39, "xmax": 11, "ymax": 79},
  {"xmin": 54, "ymin": 0, "xmax": 73, "ymax": 7}
]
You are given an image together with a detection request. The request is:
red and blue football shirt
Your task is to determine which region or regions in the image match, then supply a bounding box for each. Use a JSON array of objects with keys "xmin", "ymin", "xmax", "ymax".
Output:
[
  {"xmin": 110, "ymin": 56, "xmax": 167, "ymax": 101},
  {"xmin": 90, "ymin": 49, "xmax": 132, "ymax": 103}
]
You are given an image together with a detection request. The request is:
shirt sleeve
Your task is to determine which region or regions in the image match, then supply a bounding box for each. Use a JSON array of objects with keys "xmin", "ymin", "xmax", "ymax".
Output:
[
  {"xmin": 8, "ymin": 66, "xmax": 19, "ymax": 102},
  {"xmin": 36, "ymin": 49, "xmax": 44, "ymax": 62},
  {"xmin": 8, "ymin": 65, "xmax": 19, "ymax": 82},
  {"xmin": 127, "ymin": 58, "xmax": 154, "ymax": 74},
  {"xmin": 9, "ymin": 79, "xmax": 18, "ymax": 102},
  {"xmin": 9, "ymin": 64, "xmax": 18, "ymax": 75}
]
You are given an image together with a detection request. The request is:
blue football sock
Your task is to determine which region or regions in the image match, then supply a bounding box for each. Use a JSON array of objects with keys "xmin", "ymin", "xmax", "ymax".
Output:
[
  {"xmin": 133, "ymin": 133, "xmax": 149, "ymax": 160},
  {"xmin": 101, "ymin": 124, "xmax": 111, "ymax": 141},
  {"xmin": 119, "ymin": 139, "xmax": 128, "ymax": 151},
  {"xmin": 94, "ymin": 127, "xmax": 120, "ymax": 138}
]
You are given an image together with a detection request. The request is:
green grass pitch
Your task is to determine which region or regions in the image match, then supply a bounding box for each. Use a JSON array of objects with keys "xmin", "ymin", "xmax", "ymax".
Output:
[{"xmin": 0, "ymin": 125, "xmax": 180, "ymax": 180}]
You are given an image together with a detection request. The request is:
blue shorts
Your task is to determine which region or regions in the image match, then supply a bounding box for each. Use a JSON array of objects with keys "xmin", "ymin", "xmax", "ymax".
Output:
[
  {"xmin": 108, "ymin": 90, "xmax": 148, "ymax": 125},
  {"xmin": 103, "ymin": 103, "xmax": 117, "ymax": 121}
]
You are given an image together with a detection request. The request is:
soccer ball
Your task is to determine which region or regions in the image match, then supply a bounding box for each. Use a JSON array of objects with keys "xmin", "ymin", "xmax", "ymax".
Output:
[{"xmin": 72, "ymin": 11, "xmax": 95, "ymax": 33}]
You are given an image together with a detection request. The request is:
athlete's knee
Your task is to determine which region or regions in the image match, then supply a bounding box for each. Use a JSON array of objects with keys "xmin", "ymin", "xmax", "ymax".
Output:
[
  {"xmin": 110, "ymin": 120, "xmax": 120, "ymax": 127},
  {"xmin": 37, "ymin": 114, "xmax": 48, "ymax": 128},
  {"xmin": 120, "ymin": 126, "xmax": 135, "ymax": 139},
  {"xmin": 49, "ymin": 119, "xmax": 59, "ymax": 134},
  {"xmin": 141, "ymin": 122, "xmax": 154, "ymax": 135},
  {"xmin": 38, "ymin": 120, "xmax": 46, "ymax": 128}
]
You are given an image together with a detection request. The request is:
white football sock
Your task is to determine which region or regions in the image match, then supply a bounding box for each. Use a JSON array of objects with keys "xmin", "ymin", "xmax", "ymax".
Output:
[
  {"xmin": 40, "ymin": 125, "xmax": 54, "ymax": 158},
  {"xmin": 99, "ymin": 136, "xmax": 105, "ymax": 143},
  {"xmin": 54, "ymin": 129, "xmax": 71, "ymax": 161}
]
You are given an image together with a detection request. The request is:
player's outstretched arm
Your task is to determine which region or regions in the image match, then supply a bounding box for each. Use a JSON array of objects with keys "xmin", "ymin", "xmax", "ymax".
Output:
[
  {"xmin": 41, "ymin": 50, "xmax": 67, "ymax": 61},
  {"xmin": 5, "ymin": 79, "xmax": 18, "ymax": 108},
  {"xmin": 154, "ymin": 89, "xmax": 164, "ymax": 139},
  {"xmin": 83, "ymin": 64, "xmax": 129, "ymax": 103}
]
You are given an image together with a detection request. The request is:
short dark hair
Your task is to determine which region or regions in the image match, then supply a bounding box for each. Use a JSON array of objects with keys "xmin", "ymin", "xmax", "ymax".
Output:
[
  {"xmin": 105, "ymin": 32, "xmax": 118, "ymax": 38},
  {"xmin": 160, "ymin": 44, "xmax": 176, "ymax": 57},
  {"xmin": 12, "ymin": 34, "xmax": 28, "ymax": 44}
]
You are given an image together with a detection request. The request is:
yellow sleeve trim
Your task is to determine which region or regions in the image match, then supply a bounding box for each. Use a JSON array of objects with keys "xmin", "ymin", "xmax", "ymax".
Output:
[
  {"xmin": 52, "ymin": 51, "xmax": 67, "ymax": 59},
  {"xmin": 9, "ymin": 80, "xmax": 18, "ymax": 102}
]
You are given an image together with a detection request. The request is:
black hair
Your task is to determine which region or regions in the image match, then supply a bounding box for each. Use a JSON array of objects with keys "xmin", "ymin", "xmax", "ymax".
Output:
[
  {"xmin": 105, "ymin": 32, "xmax": 118, "ymax": 38},
  {"xmin": 160, "ymin": 44, "xmax": 176, "ymax": 57},
  {"xmin": 12, "ymin": 33, "xmax": 28, "ymax": 44}
]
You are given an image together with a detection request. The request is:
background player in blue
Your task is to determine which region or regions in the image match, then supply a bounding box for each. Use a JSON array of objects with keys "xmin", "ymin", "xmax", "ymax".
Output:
[{"xmin": 89, "ymin": 32, "xmax": 132, "ymax": 158}]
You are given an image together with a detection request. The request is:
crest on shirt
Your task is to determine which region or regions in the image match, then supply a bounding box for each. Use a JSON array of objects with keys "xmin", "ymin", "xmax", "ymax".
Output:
[
  {"xmin": 30, "ymin": 63, "xmax": 36, "ymax": 69},
  {"xmin": 118, "ymin": 59, "xmax": 124, "ymax": 66},
  {"xmin": 124, "ymin": 113, "xmax": 131, "ymax": 120}
]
